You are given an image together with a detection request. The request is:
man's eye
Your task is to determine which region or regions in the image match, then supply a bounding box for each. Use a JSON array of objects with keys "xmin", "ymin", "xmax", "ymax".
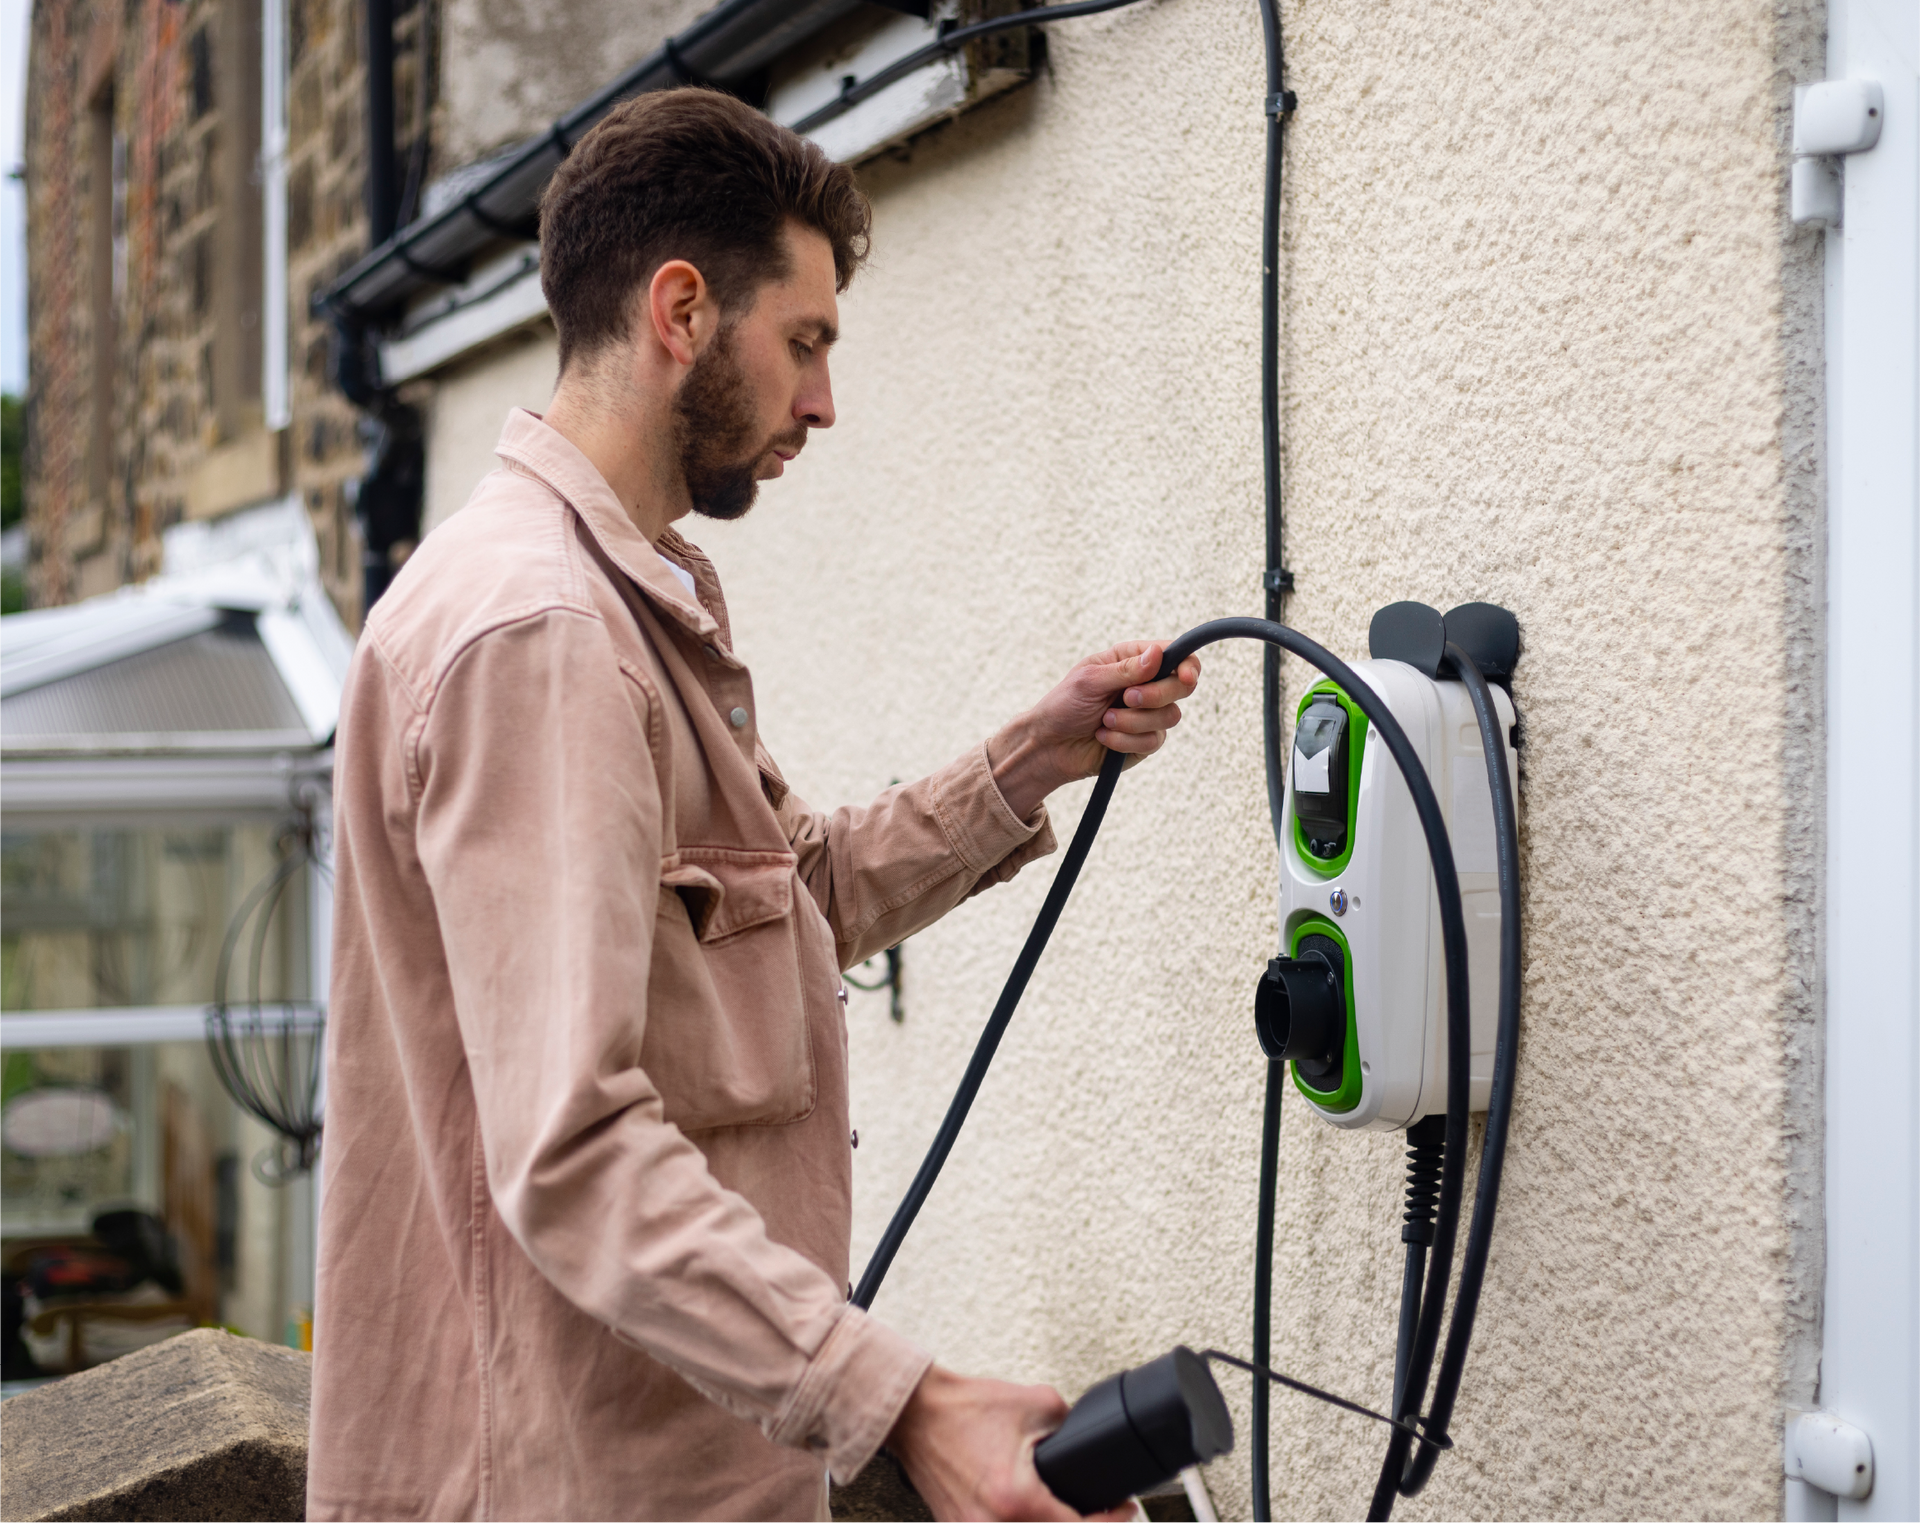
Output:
[{"xmin": 792, "ymin": 341, "xmax": 813, "ymax": 360}]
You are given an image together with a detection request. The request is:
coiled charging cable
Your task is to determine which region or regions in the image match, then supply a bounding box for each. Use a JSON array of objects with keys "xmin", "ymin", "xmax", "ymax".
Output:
[{"xmin": 850, "ymin": 618, "xmax": 1516, "ymax": 1516}]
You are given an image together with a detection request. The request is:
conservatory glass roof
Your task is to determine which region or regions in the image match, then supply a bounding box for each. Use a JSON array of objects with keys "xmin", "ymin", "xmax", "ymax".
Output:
[{"xmin": 0, "ymin": 499, "xmax": 352, "ymax": 759}]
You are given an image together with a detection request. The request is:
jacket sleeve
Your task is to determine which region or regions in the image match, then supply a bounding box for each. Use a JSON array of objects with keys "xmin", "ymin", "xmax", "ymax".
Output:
[
  {"xmin": 776, "ymin": 741, "xmax": 1059, "ymax": 970},
  {"xmin": 413, "ymin": 607, "xmax": 929, "ymax": 1482}
]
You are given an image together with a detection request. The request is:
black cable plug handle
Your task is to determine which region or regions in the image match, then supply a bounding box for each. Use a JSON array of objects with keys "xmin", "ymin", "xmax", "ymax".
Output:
[{"xmin": 851, "ymin": 619, "xmax": 1477, "ymax": 1409}]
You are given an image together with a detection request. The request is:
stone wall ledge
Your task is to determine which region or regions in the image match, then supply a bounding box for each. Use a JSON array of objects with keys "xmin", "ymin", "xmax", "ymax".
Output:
[{"xmin": 0, "ymin": 1328, "xmax": 310, "ymax": 1522}]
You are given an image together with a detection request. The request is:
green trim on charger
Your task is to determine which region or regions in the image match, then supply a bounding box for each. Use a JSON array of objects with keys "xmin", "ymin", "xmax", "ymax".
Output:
[
  {"xmin": 1292, "ymin": 681, "xmax": 1369, "ymax": 880},
  {"xmin": 1290, "ymin": 917, "xmax": 1363, "ymax": 1113}
]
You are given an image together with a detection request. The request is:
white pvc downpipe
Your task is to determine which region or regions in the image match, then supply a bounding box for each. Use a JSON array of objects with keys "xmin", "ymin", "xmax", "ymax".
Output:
[
  {"xmin": 262, "ymin": 0, "xmax": 290, "ymax": 432},
  {"xmin": 1814, "ymin": 0, "xmax": 1920, "ymax": 1518}
]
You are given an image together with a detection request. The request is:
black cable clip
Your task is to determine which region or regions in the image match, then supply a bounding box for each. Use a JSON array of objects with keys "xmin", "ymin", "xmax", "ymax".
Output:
[
  {"xmin": 1264, "ymin": 567, "xmax": 1296, "ymax": 593},
  {"xmin": 1266, "ymin": 89, "xmax": 1298, "ymax": 116}
]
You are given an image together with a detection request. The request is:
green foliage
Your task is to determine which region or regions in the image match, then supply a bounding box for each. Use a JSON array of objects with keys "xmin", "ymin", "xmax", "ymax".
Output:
[
  {"xmin": 2, "ymin": 393, "xmax": 21, "ymax": 531},
  {"xmin": 2, "ymin": 1051, "xmax": 41, "ymax": 1106}
]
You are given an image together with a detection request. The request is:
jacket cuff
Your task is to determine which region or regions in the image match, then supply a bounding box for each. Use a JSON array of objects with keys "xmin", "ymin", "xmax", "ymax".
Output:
[
  {"xmin": 931, "ymin": 742, "xmax": 1059, "ymax": 892},
  {"xmin": 768, "ymin": 1306, "xmax": 933, "ymax": 1485}
]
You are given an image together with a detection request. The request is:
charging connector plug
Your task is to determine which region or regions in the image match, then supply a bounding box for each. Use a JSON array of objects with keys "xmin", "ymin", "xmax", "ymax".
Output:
[
  {"xmin": 1256, "ymin": 941, "xmax": 1346, "ymax": 1092},
  {"xmin": 1034, "ymin": 1348, "xmax": 1234, "ymax": 1516}
]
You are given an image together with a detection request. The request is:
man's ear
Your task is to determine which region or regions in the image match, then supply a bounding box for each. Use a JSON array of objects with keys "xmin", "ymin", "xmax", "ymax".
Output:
[{"xmin": 647, "ymin": 260, "xmax": 718, "ymax": 368}]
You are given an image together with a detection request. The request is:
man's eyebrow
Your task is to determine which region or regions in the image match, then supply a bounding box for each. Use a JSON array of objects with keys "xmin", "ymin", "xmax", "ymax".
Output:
[{"xmin": 801, "ymin": 318, "xmax": 839, "ymax": 346}]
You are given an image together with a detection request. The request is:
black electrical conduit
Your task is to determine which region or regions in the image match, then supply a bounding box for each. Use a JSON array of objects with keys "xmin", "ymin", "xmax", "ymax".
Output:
[
  {"xmin": 850, "ymin": 625, "xmax": 1521, "ymax": 1517},
  {"xmin": 1250, "ymin": 0, "xmax": 1293, "ymax": 1503}
]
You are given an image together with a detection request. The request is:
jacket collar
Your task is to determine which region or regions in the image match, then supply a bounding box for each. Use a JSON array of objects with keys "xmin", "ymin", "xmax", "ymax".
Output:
[{"xmin": 494, "ymin": 408, "xmax": 725, "ymax": 645}]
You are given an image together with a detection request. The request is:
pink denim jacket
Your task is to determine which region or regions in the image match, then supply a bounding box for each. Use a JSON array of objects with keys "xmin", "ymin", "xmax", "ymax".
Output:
[{"xmin": 307, "ymin": 410, "xmax": 1057, "ymax": 1520}]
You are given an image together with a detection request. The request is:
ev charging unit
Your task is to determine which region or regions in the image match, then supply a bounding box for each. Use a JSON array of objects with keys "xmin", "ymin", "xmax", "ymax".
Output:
[{"xmin": 1266, "ymin": 602, "xmax": 1520, "ymax": 1130}]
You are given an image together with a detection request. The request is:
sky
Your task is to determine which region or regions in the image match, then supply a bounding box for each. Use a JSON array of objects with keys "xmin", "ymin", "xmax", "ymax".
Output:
[{"xmin": 2, "ymin": 0, "xmax": 27, "ymax": 396}]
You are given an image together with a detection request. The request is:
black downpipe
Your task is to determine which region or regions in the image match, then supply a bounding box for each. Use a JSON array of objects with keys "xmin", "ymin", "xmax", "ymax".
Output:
[
  {"xmin": 364, "ymin": 0, "xmax": 399, "ymax": 246},
  {"xmin": 340, "ymin": 0, "xmax": 420, "ymax": 613}
]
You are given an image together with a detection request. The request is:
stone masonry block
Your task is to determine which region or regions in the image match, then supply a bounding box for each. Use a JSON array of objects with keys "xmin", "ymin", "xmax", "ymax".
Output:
[{"xmin": 0, "ymin": 1328, "xmax": 311, "ymax": 1522}]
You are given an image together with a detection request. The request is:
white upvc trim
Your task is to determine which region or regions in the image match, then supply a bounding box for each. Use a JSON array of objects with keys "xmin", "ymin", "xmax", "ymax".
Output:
[
  {"xmin": 0, "ymin": 1005, "xmax": 326, "ymax": 1049},
  {"xmin": 257, "ymin": 604, "xmax": 344, "ymax": 741},
  {"xmin": 764, "ymin": 7, "xmax": 1031, "ymax": 165},
  {"xmin": 804, "ymin": 54, "xmax": 972, "ymax": 164},
  {"xmin": 1818, "ymin": 0, "xmax": 1919, "ymax": 1518},
  {"xmin": 0, "ymin": 751, "xmax": 332, "ymax": 814},
  {"xmin": 262, "ymin": 0, "xmax": 291, "ymax": 431},
  {"xmin": 379, "ymin": 249, "xmax": 548, "ymax": 385}
]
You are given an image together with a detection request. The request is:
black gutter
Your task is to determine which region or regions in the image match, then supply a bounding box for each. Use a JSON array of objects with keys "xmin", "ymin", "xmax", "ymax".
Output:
[{"xmin": 317, "ymin": 0, "xmax": 863, "ymax": 324}]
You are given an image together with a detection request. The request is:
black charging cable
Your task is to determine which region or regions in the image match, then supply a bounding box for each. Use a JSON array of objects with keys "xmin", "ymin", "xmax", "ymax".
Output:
[
  {"xmin": 1364, "ymin": 644, "xmax": 1523, "ymax": 1517},
  {"xmin": 852, "ymin": 619, "xmax": 1470, "ymax": 1311},
  {"xmin": 1364, "ymin": 647, "xmax": 1521, "ymax": 1516},
  {"xmin": 853, "ymin": 621, "xmax": 1475, "ymax": 1511}
]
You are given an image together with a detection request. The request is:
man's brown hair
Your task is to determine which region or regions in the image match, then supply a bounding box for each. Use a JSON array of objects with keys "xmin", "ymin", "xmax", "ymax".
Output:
[{"xmin": 539, "ymin": 89, "xmax": 871, "ymax": 373}]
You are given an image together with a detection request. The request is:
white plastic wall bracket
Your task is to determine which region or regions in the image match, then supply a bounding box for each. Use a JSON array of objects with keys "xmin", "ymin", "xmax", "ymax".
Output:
[
  {"xmin": 1791, "ymin": 80, "xmax": 1888, "ymax": 228},
  {"xmin": 1785, "ymin": 1410, "xmax": 1875, "ymax": 1500},
  {"xmin": 1792, "ymin": 157, "xmax": 1845, "ymax": 228},
  {"xmin": 1794, "ymin": 80, "xmax": 1886, "ymax": 156}
]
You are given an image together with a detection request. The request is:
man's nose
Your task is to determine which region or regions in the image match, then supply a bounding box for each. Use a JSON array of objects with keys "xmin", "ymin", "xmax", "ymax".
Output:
[{"xmin": 797, "ymin": 364, "xmax": 835, "ymax": 430}]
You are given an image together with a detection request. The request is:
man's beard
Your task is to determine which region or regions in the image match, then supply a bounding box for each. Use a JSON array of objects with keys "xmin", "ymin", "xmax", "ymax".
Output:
[{"xmin": 673, "ymin": 325, "xmax": 803, "ymax": 521}]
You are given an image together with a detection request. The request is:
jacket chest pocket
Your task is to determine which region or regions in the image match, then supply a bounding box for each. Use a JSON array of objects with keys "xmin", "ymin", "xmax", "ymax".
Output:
[{"xmin": 646, "ymin": 847, "xmax": 817, "ymax": 1133}]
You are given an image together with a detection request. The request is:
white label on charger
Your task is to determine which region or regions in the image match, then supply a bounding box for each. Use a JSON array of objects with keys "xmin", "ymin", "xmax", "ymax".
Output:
[{"xmin": 1294, "ymin": 744, "xmax": 1332, "ymax": 793}]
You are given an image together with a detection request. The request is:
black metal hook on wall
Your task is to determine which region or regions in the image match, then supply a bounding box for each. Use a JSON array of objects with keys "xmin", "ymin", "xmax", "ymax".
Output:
[{"xmin": 845, "ymin": 945, "xmax": 904, "ymax": 1023}]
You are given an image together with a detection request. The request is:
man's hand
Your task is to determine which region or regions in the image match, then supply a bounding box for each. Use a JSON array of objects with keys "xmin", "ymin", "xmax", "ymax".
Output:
[
  {"xmin": 886, "ymin": 1364, "xmax": 1134, "ymax": 1522},
  {"xmin": 987, "ymin": 641, "xmax": 1204, "ymax": 821}
]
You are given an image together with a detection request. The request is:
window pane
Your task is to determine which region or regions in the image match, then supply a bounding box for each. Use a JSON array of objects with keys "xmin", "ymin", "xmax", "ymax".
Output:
[
  {"xmin": 2, "ymin": 1040, "xmax": 314, "ymax": 1367},
  {"xmin": 0, "ymin": 1046, "xmax": 142, "ymax": 1231},
  {"xmin": 0, "ymin": 824, "xmax": 309, "ymax": 1012}
]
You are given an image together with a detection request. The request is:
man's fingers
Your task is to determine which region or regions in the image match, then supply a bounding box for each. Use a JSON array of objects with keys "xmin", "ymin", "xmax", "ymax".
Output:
[
  {"xmin": 1095, "ymin": 726, "xmax": 1168, "ymax": 755},
  {"xmin": 1102, "ymin": 703, "xmax": 1180, "ymax": 736},
  {"xmin": 1107, "ymin": 657, "xmax": 1202, "ymax": 713},
  {"xmin": 1087, "ymin": 645, "xmax": 1164, "ymax": 702}
]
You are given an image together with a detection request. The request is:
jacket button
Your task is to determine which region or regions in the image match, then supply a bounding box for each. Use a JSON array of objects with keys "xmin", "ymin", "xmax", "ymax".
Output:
[
  {"xmin": 729, "ymin": 706, "xmax": 749, "ymax": 728},
  {"xmin": 850, "ymin": 1129, "xmax": 859, "ymax": 1149}
]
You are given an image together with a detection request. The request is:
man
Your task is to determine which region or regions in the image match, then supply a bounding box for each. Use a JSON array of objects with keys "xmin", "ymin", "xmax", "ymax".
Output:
[{"xmin": 308, "ymin": 88, "xmax": 1202, "ymax": 1522}]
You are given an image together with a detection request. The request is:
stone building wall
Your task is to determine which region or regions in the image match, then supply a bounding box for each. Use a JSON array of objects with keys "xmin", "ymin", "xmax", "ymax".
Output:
[{"xmin": 22, "ymin": 0, "xmax": 435, "ymax": 628}]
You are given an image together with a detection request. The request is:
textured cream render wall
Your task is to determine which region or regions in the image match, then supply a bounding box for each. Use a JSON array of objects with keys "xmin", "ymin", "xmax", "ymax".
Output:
[
  {"xmin": 421, "ymin": 326, "xmax": 558, "ymax": 536},
  {"xmin": 417, "ymin": 0, "xmax": 1826, "ymax": 1507}
]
